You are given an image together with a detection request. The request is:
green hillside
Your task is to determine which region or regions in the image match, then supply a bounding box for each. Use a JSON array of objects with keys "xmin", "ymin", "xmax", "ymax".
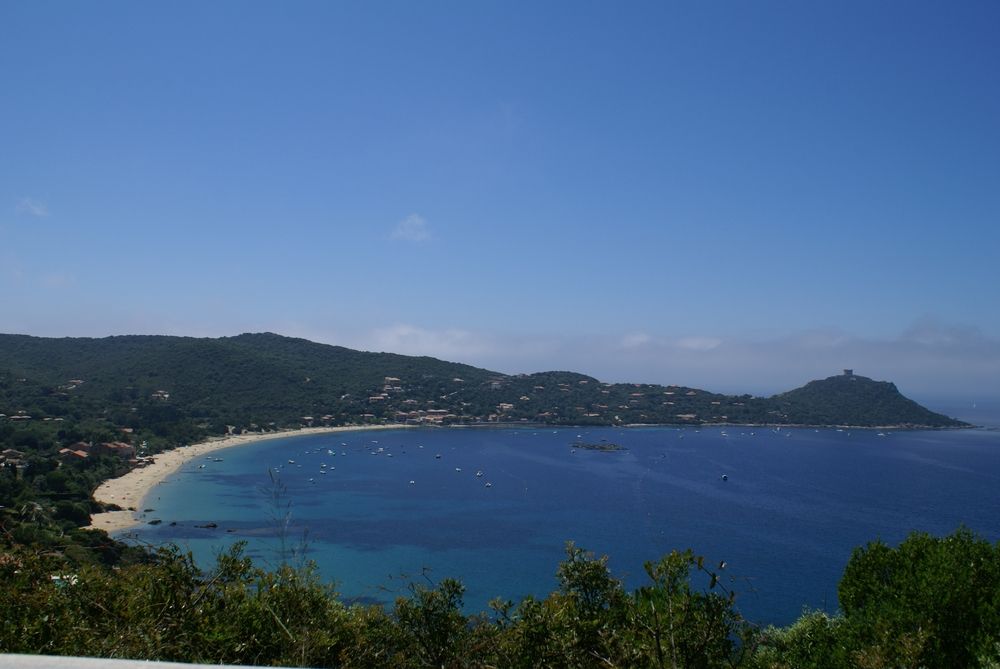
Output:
[
  {"xmin": 770, "ymin": 372, "xmax": 958, "ymax": 427},
  {"xmin": 0, "ymin": 334, "xmax": 966, "ymax": 441}
]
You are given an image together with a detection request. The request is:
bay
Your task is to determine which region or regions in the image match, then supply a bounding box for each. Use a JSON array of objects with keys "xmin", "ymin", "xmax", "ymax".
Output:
[{"xmin": 122, "ymin": 424, "xmax": 1000, "ymax": 626}]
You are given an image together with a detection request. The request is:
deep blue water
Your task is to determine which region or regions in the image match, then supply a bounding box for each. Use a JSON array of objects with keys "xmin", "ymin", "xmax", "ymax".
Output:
[{"xmin": 122, "ymin": 424, "xmax": 1000, "ymax": 626}]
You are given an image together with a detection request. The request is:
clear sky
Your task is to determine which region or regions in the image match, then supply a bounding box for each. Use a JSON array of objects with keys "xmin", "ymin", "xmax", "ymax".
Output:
[{"xmin": 2, "ymin": 1, "xmax": 998, "ymax": 401}]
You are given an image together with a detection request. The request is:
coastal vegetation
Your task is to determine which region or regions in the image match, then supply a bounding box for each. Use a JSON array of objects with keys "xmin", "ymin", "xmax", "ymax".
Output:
[
  {"xmin": 0, "ymin": 332, "xmax": 988, "ymax": 666},
  {"xmin": 1, "ymin": 529, "xmax": 997, "ymax": 667},
  {"xmin": 0, "ymin": 333, "xmax": 965, "ymax": 449}
]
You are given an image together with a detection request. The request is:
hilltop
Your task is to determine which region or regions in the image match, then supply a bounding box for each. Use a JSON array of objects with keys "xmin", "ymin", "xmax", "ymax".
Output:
[
  {"xmin": 0, "ymin": 333, "xmax": 966, "ymax": 442},
  {"xmin": 768, "ymin": 372, "xmax": 961, "ymax": 428}
]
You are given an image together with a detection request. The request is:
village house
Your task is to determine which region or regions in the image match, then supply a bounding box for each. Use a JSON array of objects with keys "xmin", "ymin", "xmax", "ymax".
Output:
[
  {"xmin": 0, "ymin": 448, "xmax": 27, "ymax": 471},
  {"xmin": 58, "ymin": 448, "xmax": 89, "ymax": 461},
  {"xmin": 96, "ymin": 442, "xmax": 136, "ymax": 459}
]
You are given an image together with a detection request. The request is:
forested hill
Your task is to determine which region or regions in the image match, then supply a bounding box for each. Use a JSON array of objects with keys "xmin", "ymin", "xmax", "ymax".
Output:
[
  {"xmin": 0, "ymin": 333, "xmax": 966, "ymax": 445},
  {"xmin": 769, "ymin": 373, "xmax": 959, "ymax": 427}
]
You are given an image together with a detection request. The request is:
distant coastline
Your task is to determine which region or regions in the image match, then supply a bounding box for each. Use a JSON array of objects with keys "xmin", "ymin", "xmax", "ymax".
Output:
[
  {"xmin": 625, "ymin": 421, "xmax": 977, "ymax": 431},
  {"xmin": 88, "ymin": 424, "xmax": 415, "ymax": 534}
]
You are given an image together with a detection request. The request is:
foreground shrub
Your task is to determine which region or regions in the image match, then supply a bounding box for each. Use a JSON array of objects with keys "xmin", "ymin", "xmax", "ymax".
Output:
[{"xmin": 2, "ymin": 528, "xmax": 998, "ymax": 668}]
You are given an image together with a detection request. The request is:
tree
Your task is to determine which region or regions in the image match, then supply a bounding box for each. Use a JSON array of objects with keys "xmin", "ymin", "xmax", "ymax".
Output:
[{"xmin": 837, "ymin": 527, "xmax": 1000, "ymax": 668}]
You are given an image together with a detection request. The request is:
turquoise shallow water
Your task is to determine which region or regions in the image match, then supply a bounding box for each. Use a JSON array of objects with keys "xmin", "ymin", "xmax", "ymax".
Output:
[{"xmin": 122, "ymin": 425, "xmax": 1000, "ymax": 626}]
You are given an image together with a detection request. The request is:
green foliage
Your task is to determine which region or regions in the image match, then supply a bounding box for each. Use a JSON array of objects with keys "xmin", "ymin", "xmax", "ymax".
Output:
[
  {"xmin": 392, "ymin": 578, "xmax": 477, "ymax": 667},
  {"xmin": 631, "ymin": 550, "xmax": 750, "ymax": 668},
  {"xmin": 771, "ymin": 374, "xmax": 961, "ymax": 427},
  {"xmin": 749, "ymin": 611, "xmax": 849, "ymax": 669},
  {"xmin": 1, "ymin": 334, "xmax": 965, "ymax": 438},
  {"xmin": 1, "ymin": 528, "xmax": 998, "ymax": 668},
  {"xmin": 837, "ymin": 527, "xmax": 1000, "ymax": 668}
]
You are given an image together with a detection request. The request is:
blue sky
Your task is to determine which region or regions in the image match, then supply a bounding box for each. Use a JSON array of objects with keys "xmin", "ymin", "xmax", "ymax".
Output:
[{"xmin": 2, "ymin": 1, "xmax": 999, "ymax": 401}]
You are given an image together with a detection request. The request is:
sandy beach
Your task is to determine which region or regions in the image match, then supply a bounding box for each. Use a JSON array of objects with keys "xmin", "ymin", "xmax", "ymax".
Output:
[{"xmin": 87, "ymin": 424, "xmax": 411, "ymax": 534}]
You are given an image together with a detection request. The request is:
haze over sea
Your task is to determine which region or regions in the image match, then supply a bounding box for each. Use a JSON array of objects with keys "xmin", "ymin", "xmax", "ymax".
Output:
[{"xmin": 122, "ymin": 403, "xmax": 999, "ymax": 627}]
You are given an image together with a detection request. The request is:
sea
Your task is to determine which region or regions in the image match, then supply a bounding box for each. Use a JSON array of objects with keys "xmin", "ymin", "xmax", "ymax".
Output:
[{"xmin": 121, "ymin": 407, "xmax": 1000, "ymax": 627}]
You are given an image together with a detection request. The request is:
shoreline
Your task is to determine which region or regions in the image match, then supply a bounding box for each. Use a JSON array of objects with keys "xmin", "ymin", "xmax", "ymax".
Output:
[
  {"xmin": 87, "ymin": 424, "xmax": 413, "ymax": 534},
  {"xmin": 87, "ymin": 420, "xmax": 978, "ymax": 535}
]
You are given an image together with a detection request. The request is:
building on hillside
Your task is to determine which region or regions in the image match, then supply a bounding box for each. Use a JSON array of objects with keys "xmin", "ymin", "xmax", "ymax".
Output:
[
  {"xmin": 97, "ymin": 442, "xmax": 135, "ymax": 459},
  {"xmin": 58, "ymin": 448, "xmax": 89, "ymax": 461}
]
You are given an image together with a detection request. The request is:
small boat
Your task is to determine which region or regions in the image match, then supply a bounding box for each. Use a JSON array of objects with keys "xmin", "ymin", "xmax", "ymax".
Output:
[
  {"xmin": 475, "ymin": 470, "xmax": 484, "ymax": 477},
  {"xmin": 288, "ymin": 459, "xmax": 295, "ymax": 464},
  {"xmin": 484, "ymin": 482, "xmax": 493, "ymax": 488},
  {"xmin": 455, "ymin": 467, "xmax": 462, "ymax": 472},
  {"xmin": 435, "ymin": 454, "xmax": 442, "ymax": 459},
  {"xmin": 721, "ymin": 474, "xmax": 728, "ymax": 481},
  {"xmin": 409, "ymin": 480, "xmax": 415, "ymax": 485}
]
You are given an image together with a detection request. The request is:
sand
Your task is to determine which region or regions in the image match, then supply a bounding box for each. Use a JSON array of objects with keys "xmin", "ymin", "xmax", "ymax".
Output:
[{"xmin": 87, "ymin": 424, "xmax": 411, "ymax": 534}]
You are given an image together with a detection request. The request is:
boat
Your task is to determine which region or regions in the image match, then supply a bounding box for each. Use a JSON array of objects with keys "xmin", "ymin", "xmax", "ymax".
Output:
[{"xmin": 721, "ymin": 474, "xmax": 728, "ymax": 481}]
